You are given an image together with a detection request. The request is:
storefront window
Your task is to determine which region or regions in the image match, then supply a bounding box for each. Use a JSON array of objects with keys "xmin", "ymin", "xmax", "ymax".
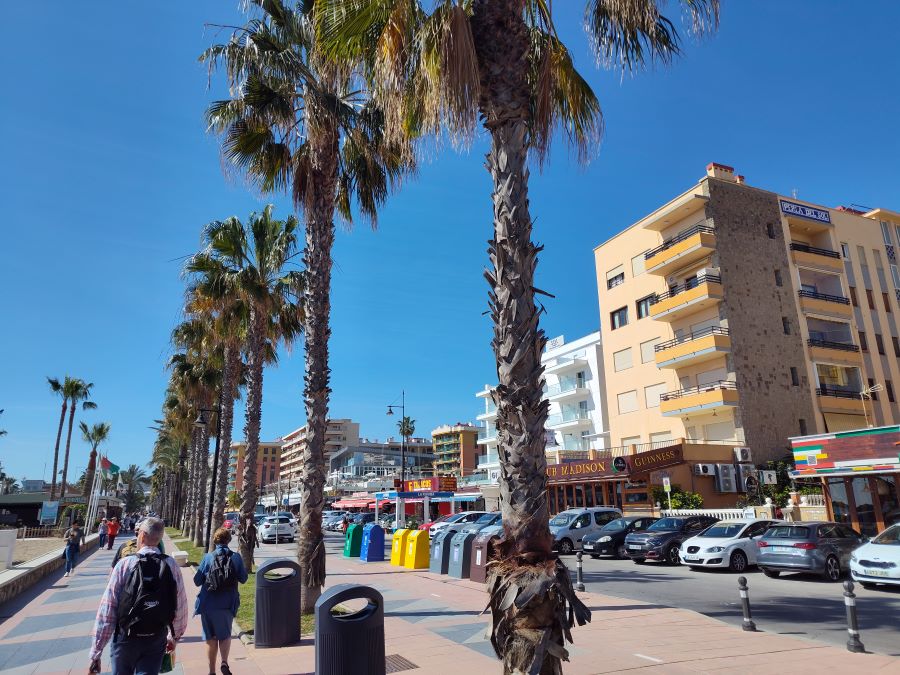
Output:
[
  {"xmin": 565, "ymin": 484, "xmax": 575, "ymax": 510},
  {"xmin": 575, "ymin": 484, "xmax": 584, "ymax": 508},
  {"xmin": 850, "ymin": 477, "xmax": 878, "ymax": 537},
  {"xmin": 874, "ymin": 476, "xmax": 900, "ymax": 527},
  {"xmin": 584, "ymin": 484, "xmax": 595, "ymax": 507},
  {"xmin": 827, "ymin": 478, "xmax": 851, "ymax": 524}
]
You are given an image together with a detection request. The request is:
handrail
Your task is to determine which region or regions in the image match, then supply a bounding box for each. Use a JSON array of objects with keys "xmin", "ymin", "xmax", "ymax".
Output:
[
  {"xmin": 645, "ymin": 224, "xmax": 715, "ymax": 260},
  {"xmin": 650, "ymin": 274, "xmax": 722, "ymax": 304},
  {"xmin": 816, "ymin": 387, "xmax": 862, "ymax": 399},
  {"xmin": 798, "ymin": 289, "xmax": 850, "ymax": 304},
  {"xmin": 807, "ymin": 338, "xmax": 860, "ymax": 352},
  {"xmin": 790, "ymin": 242, "xmax": 840, "ymax": 259},
  {"xmin": 659, "ymin": 380, "xmax": 737, "ymax": 401},
  {"xmin": 545, "ymin": 381, "xmax": 588, "ymax": 397},
  {"xmin": 655, "ymin": 326, "xmax": 730, "ymax": 351}
]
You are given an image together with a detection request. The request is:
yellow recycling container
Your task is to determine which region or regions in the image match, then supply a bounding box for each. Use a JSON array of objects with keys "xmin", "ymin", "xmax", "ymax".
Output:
[
  {"xmin": 390, "ymin": 529, "xmax": 411, "ymax": 566},
  {"xmin": 404, "ymin": 529, "xmax": 430, "ymax": 569}
]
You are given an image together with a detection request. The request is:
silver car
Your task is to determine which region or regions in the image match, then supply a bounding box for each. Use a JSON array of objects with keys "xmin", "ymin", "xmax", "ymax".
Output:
[
  {"xmin": 757, "ymin": 521, "xmax": 865, "ymax": 581},
  {"xmin": 550, "ymin": 507, "xmax": 623, "ymax": 554}
]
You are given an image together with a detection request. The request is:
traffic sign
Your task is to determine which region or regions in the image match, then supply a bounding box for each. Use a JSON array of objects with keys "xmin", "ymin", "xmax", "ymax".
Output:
[{"xmin": 662, "ymin": 477, "xmax": 671, "ymax": 493}]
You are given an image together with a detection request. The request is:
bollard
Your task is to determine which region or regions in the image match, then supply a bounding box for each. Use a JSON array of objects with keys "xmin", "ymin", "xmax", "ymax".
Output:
[
  {"xmin": 737, "ymin": 576, "xmax": 757, "ymax": 632},
  {"xmin": 575, "ymin": 551, "xmax": 585, "ymax": 592},
  {"xmin": 843, "ymin": 580, "xmax": 865, "ymax": 653}
]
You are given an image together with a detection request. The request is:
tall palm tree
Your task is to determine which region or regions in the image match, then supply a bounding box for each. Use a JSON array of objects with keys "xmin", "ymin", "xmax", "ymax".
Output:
[
  {"xmin": 119, "ymin": 464, "xmax": 149, "ymax": 513},
  {"xmin": 320, "ymin": 1, "xmax": 719, "ymax": 669},
  {"xmin": 201, "ymin": 0, "xmax": 410, "ymax": 608},
  {"xmin": 397, "ymin": 416, "xmax": 415, "ymax": 441},
  {"xmin": 80, "ymin": 422, "xmax": 111, "ymax": 498},
  {"xmin": 47, "ymin": 377, "xmax": 69, "ymax": 500},
  {"xmin": 186, "ymin": 206, "xmax": 303, "ymax": 569},
  {"xmin": 59, "ymin": 379, "xmax": 97, "ymax": 500}
]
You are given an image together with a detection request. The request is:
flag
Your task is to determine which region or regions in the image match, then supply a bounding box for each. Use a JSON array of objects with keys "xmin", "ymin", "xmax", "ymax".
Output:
[{"xmin": 100, "ymin": 457, "xmax": 120, "ymax": 479}]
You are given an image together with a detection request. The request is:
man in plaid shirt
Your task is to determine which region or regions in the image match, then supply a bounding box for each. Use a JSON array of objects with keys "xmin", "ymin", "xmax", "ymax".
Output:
[{"xmin": 89, "ymin": 517, "xmax": 188, "ymax": 674}]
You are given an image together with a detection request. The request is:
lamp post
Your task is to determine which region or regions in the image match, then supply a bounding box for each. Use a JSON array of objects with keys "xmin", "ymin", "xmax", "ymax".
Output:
[
  {"xmin": 176, "ymin": 446, "xmax": 188, "ymax": 527},
  {"xmin": 860, "ymin": 383, "xmax": 883, "ymax": 428},
  {"xmin": 195, "ymin": 398, "xmax": 224, "ymax": 552},
  {"xmin": 386, "ymin": 391, "xmax": 407, "ymax": 527}
]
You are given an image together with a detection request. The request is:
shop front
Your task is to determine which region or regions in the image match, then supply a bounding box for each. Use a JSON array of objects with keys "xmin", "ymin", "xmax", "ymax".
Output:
[{"xmin": 791, "ymin": 425, "xmax": 900, "ymax": 536}]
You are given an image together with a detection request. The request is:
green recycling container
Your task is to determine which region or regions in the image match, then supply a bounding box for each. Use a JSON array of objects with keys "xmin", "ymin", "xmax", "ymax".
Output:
[{"xmin": 343, "ymin": 523, "xmax": 363, "ymax": 558}]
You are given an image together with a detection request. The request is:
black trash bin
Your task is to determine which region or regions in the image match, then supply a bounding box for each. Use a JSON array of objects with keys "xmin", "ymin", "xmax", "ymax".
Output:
[
  {"xmin": 315, "ymin": 584, "xmax": 385, "ymax": 675},
  {"xmin": 255, "ymin": 558, "xmax": 302, "ymax": 648}
]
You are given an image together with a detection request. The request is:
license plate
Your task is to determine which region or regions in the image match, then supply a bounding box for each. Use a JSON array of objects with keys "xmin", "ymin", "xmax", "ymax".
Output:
[
  {"xmin": 583, "ymin": 544, "xmax": 593, "ymax": 550},
  {"xmin": 865, "ymin": 569, "xmax": 889, "ymax": 577},
  {"xmin": 628, "ymin": 545, "xmax": 641, "ymax": 550},
  {"xmin": 771, "ymin": 546, "xmax": 796, "ymax": 553},
  {"xmin": 682, "ymin": 555, "xmax": 699, "ymax": 562}
]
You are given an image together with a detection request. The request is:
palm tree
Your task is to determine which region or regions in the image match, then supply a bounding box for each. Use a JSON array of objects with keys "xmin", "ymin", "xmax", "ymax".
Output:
[
  {"xmin": 186, "ymin": 206, "xmax": 303, "ymax": 569},
  {"xmin": 0, "ymin": 409, "xmax": 6, "ymax": 438},
  {"xmin": 1, "ymin": 477, "xmax": 19, "ymax": 495},
  {"xmin": 201, "ymin": 0, "xmax": 410, "ymax": 608},
  {"xmin": 59, "ymin": 379, "xmax": 97, "ymax": 501},
  {"xmin": 397, "ymin": 416, "xmax": 415, "ymax": 441},
  {"xmin": 119, "ymin": 464, "xmax": 149, "ymax": 513},
  {"xmin": 79, "ymin": 422, "xmax": 111, "ymax": 498},
  {"xmin": 47, "ymin": 377, "xmax": 68, "ymax": 500},
  {"xmin": 319, "ymin": 1, "xmax": 719, "ymax": 669}
]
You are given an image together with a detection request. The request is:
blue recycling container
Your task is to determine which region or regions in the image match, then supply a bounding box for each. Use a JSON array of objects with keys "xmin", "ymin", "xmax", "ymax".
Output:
[{"xmin": 360, "ymin": 523, "xmax": 385, "ymax": 562}]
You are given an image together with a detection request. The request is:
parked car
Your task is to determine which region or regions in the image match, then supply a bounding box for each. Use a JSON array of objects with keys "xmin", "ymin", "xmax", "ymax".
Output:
[
  {"xmin": 276, "ymin": 511, "xmax": 298, "ymax": 527},
  {"xmin": 850, "ymin": 523, "xmax": 900, "ymax": 589},
  {"xmin": 223, "ymin": 512, "xmax": 239, "ymax": 529},
  {"xmin": 582, "ymin": 516, "xmax": 658, "ymax": 559},
  {"xmin": 757, "ymin": 521, "xmax": 865, "ymax": 581},
  {"xmin": 679, "ymin": 519, "xmax": 780, "ymax": 572},
  {"xmin": 549, "ymin": 507, "xmax": 623, "ymax": 555},
  {"xmin": 624, "ymin": 515, "xmax": 718, "ymax": 564},
  {"xmin": 353, "ymin": 512, "xmax": 376, "ymax": 526},
  {"xmin": 429, "ymin": 511, "xmax": 488, "ymax": 538},
  {"xmin": 459, "ymin": 512, "xmax": 502, "ymax": 535},
  {"xmin": 253, "ymin": 513, "xmax": 267, "ymax": 526},
  {"xmin": 257, "ymin": 515, "xmax": 296, "ymax": 544}
]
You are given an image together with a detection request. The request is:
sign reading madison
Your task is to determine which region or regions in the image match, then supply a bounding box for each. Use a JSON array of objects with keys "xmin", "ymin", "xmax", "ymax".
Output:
[
  {"xmin": 545, "ymin": 445, "xmax": 683, "ymax": 482},
  {"xmin": 779, "ymin": 199, "xmax": 831, "ymax": 224}
]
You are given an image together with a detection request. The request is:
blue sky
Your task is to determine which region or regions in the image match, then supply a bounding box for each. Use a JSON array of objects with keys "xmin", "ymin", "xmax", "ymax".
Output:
[{"xmin": 2, "ymin": 2, "xmax": 899, "ymax": 483}]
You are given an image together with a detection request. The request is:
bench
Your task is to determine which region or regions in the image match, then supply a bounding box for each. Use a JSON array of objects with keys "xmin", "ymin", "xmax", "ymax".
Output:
[{"xmin": 171, "ymin": 550, "xmax": 189, "ymax": 567}]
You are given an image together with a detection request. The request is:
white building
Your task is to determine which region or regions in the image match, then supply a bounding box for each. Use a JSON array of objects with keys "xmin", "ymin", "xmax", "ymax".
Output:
[{"xmin": 474, "ymin": 332, "xmax": 609, "ymax": 480}]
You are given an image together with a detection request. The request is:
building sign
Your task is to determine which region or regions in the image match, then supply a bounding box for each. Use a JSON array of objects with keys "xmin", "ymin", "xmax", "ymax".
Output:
[
  {"xmin": 546, "ymin": 444, "xmax": 682, "ymax": 483},
  {"xmin": 612, "ymin": 457, "xmax": 627, "ymax": 473},
  {"xmin": 40, "ymin": 501, "xmax": 59, "ymax": 525},
  {"xmin": 402, "ymin": 477, "xmax": 457, "ymax": 493},
  {"xmin": 546, "ymin": 335, "xmax": 565, "ymax": 351},
  {"xmin": 780, "ymin": 199, "xmax": 831, "ymax": 224},
  {"xmin": 791, "ymin": 426, "xmax": 900, "ymax": 477}
]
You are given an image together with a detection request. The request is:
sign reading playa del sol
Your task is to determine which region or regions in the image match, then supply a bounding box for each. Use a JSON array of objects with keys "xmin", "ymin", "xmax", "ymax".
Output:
[{"xmin": 779, "ymin": 199, "xmax": 831, "ymax": 224}]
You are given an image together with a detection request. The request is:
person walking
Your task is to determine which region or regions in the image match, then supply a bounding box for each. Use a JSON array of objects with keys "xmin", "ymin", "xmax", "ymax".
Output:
[
  {"xmin": 98, "ymin": 519, "xmax": 109, "ymax": 549},
  {"xmin": 106, "ymin": 516, "xmax": 121, "ymax": 551},
  {"xmin": 194, "ymin": 527, "xmax": 248, "ymax": 675},
  {"xmin": 89, "ymin": 517, "xmax": 188, "ymax": 675},
  {"xmin": 62, "ymin": 520, "xmax": 84, "ymax": 577}
]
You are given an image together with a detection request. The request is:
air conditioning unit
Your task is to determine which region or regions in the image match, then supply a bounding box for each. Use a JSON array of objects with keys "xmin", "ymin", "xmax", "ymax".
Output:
[
  {"xmin": 694, "ymin": 463, "xmax": 716, "ymax": 476},
  {"xmin": 716, "ymin": 464, "xmax": 737, "ymax": 493},
  {"xmin": 734, "ymin": 447, "xmax": 752, "ymax": 463}
]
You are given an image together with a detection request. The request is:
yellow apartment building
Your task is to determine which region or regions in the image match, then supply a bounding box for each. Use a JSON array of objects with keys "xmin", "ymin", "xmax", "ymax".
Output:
[
  {"xmin": 432, "ymin": 424, "xmax": 480, "ymax": 477},
  {"xmin": 595, "ymin": 162, "xmax": 900, "ymax": 466}
]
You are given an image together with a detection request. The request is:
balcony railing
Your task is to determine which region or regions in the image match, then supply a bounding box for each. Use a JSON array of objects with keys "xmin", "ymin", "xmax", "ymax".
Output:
[
  {"xmin": 816, "ymin": 387, "xmax": 862, "ymax": 399},
  {"xmin": 650, "ymin": 274, "xmax": 722, "ymax": 305},
  {"xmin": 807, "ymin": 338, "xmax": 860, "ymax": 352},
  {"xmin": 478, "ymin": 428, "xmax": 497, "ymax": 441},
  {"xmin": 659, "ymin": 380, "xmax": 738, "ymax": 402},
  {"xmin": 478, "ymin": 454, "xmax": 499, "ymax": 467},
  {"xmin": 644, "ymin": 224, "xmax": 715, "ymax": 260},
  {"xmin": 790, "ymin": 242, "xmax": 841, "ymax": 259},
  {"xmin": 798, "ymin": 289, "xmax": 850, "ymax": 305},
  {"xmin": 545, "ymin": 381, "xmax": 588, "ymax": 397},
  {"xmin": 655, "ymin": 326, "xmax": 730, "ymax": 351},
  {"xmin": 546, "ymin": 410, "xmax": 591, "ymax": 426}
]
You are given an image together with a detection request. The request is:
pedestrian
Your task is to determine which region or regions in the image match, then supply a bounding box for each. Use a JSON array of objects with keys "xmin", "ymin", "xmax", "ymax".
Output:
[
  {"xmin": 98, "ymin": 518, "xmax": 109, "ymax": 548},
  {"xmin": 341, "ymin": 516, "xmax": 349, "ymax": 534},
  {"xmin": 62, "ymin": 520, "xmax": 84, "ymax": 577},
  {"xmin": 194, "ymin": 527, "xmax": 248, "ymax": 675},
  {"xmin": 107, "ymin": 516, "xmax": 121, "ymax": 551},
  {"xmin": 113, "ymin": 536, "xmax": 166, "ymax": 568},
  {"xmin": 88, "ymin": 517, "xmax": 187, "ymax": 675}
]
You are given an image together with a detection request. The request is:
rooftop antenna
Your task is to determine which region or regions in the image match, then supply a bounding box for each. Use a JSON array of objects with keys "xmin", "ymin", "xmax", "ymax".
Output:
[{"xmin": 792, "ymin": 188, "xmax": 799, "ymax": 199}]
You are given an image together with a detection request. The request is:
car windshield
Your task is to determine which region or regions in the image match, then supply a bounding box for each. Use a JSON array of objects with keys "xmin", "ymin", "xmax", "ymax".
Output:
[
  {"xmin": 699, "ymin": 523, "xmax": 745, "ymax": 538},
  {"xmin": 647, "ymin": 518, "xmax": 683, "ymax": 531},
  {"xmin": 601, "ymin": 518, "xmax": 628, "ymax": 532},
  {"xmin": 446, "ymin": 513, "xmax": 469, "ymax": 523},
  {"xmin": 475, "ymin": 513, "xmax": 498, "ymax": 524},
  {"xmin": 550, "ymin": 513, "xmax": 576, "ymax": 527},
  {"xmin": 872, "ymin": 525, "xmax": 900, "ymax": 545},
  {"xmin": 765, "ymin": 525, "xmax": 809, "ymax": 539}
]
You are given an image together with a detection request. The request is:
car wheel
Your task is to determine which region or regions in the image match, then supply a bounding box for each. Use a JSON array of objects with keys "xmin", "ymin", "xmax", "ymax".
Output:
[
  {"xmin": 590, "ymin": 554, "xmax": 600, "ymax": 559},
  {"xmin": 616, "ymin": 544, "xmax": 628, "ymax": 559},
  {"xmin": 860, "ymin": 582, "xmax": 877, "ymax": 590},
  {"xmin": 729, "ymin": 550, "xmax": 748, "ymax": 573},
  {"xmin": 559, "ymin": 539, "xmax": 574, "ymax": 555},
  {"xmin": 666, "ymin": 545, "xmax": 681, "ymax": 565},
  {"xmin": 824, "ymin": 555, "xmax": 842, "ymax": 582},
  {"xmin": 762, "ymin": 568, "xmax": 780, "ymax": 578},
  {"xmin": 632, "ymin": 557, "xmax": 645, "ymax": 564}
]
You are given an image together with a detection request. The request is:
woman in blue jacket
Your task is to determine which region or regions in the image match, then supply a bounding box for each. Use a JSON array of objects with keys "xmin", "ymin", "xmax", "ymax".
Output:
[{"xmin": 194, "ymin": 527, "xmax": 248, "ymax": 675}]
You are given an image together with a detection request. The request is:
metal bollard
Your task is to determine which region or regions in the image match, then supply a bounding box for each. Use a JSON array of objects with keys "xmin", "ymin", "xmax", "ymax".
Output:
[
  {"xmin": 737, "ymin": 576, "xmax": 757, "ymax": 632},
  {"xmin": 843, "ymin": 580, "xmax": 865, "ymax": 653},
  {"xmin": 575, "ymin": 551, "xmax": 585, "ymax": 592}
]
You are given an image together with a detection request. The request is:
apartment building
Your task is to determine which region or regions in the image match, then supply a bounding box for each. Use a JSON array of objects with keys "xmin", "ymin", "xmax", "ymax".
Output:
[
  {"xmin": 594, "ymin": 162, "xmax": 900, "ymax": 465},
  {"xmin": 431, "ymin": 424, "xmax": 480, "ymax": 476},
  {"xmin": 329, "ymin": 437, "xmax": 435, "ymax": 479},
  {"xmin": 227, "ymin": 440, "xmax": 283, "ymax": 493},
  {"xmin": 279, "ymin": 419, "xmax": 360, "ymax": 482}
]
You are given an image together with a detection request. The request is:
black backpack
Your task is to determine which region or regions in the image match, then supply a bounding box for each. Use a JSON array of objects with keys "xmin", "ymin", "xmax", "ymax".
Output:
[
  {"xmin": 206, "ymin": 549, "xmax": 237, "ymax": 593},
  {"xmin": 116, "ymin": 553, "xmax": 177, "ymax": 639}
]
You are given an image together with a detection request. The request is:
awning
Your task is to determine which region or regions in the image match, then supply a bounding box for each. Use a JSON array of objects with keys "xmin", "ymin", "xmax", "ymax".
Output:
[{"xmin": 333, "ymin": 498, "xmax": 374, "ymax": 508}]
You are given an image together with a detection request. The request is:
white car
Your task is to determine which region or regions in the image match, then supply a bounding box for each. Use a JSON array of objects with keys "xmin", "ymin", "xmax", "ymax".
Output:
[
  {"xmin": 257, "ymin": 515, "xmax": 296, "ymax": 544},
  {"xmin": 429, "ymin": 511, "xmax": 488, "ymax": 538},
  {"xmin": 850, "ymin": 523, "xmax": 900, "ymax": 589},
  {"xmin": 680, "ymin": 519, "xmax": 779, "ymax": 572}
]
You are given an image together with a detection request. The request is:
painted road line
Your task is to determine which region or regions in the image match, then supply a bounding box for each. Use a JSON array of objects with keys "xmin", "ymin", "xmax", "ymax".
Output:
[{"xmin": 634, "ymin": 654, "xmax": 663, "ymax": 663}]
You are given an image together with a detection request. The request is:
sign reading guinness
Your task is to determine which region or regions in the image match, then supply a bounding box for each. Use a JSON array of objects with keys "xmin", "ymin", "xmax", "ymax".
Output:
[
  {"xmin": 546, "ymin": 444, "xmax": 683, "ymax": 484},
  {"xmin": 613, "ymin": 456, "xmax": 627, "ymax": 473}
]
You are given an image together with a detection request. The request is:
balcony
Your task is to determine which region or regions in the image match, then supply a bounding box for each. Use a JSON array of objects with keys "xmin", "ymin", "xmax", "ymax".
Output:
[
  {"xmin": 649, "ymin": 274, "xmax": 724, "ymax": 321},
  {"xmin": 798, "ymin": 290, "xmax": 852, "ymax": 319},
  {"xmin": 544, "ymin": 356, "xmax": 588, "ymax": 376},
  {"xmin": 644, "ymin": 224, "xmax": 716, "ymax": 276},
  {"xmin": 659, "ymin": 381, "xmax": 739, "ymax": 417},
  {"xmin": 477, "ymin": 403, "xmax": 498, "ymax": 422},
  {"xmin": 477, "ymin": 453, "xmax": 499, "ymax": 468},
  {"xmin": 655, "ymin": 326, "xmax": 731, "ymax": 369},
  {"xmin": 815, "ymin": 387, "xmax": 866, "ymax": 415},
  {"xmin": 477, "ymin": 427, "xmax": 498, "ymax": 445},
  {"xmin": 544, "ymin": 381, "xmax": 590, "ymax": 403},
  {"xmin": 546, "ymin": 410, "xmax": 591, "ymax": 430},
  {"xmin": 807, "ymin": 338, "xmax": 862, "ymax": 365},
  {"xmin": 790, "ymin": 243, "xmax": 844, "ymax": 273}
]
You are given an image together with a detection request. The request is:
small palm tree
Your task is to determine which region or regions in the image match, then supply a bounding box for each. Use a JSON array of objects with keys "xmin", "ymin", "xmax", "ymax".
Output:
[
  {"xmin": 80, "ymin": 422, "xmax": 111, "ymax": 498},
  {"xmin": 1, "ymin": 477, "xmax": 19, "ymax": 495},
  {"xmin": 119, "ymin": 464, "xmax": 149, "ymax": 512},
  {"xmin": 0, "ymin": 409, "xmax": 6, "ymax": 438},
  {"xmin": 59, "ymin": 379, "xmax": 97, "ymax": 500},
  {"xmin": 397, "ymin": 417, "xmax": 415, "ymax": 441}
]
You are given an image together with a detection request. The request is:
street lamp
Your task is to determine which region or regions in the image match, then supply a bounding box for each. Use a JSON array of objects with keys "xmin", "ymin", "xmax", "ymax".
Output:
[
  {"xmin": 386, "ymin": 391, "xmax": 407, "ymax": 527},
  {"xmin": 860, "ymin": 383, "xmax": 883, "ymax": 428},
  {"xmin": 195, "ymin": 400, "xmax": 223, "ymax": 552}
]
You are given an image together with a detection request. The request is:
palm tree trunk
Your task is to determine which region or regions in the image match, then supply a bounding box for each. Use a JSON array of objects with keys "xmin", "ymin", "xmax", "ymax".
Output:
[
  {"xmin": 59, "ymin": 404, "xmax": 77, "ymax": 502},
  {"xmin": 193, "ymin": 419, "xmax": 211, "ymax": 548},
  {"xmin": 184, "ymin": 430, "xmax": 199, "ymax": 536},
  {"xmin": 471, "ymin": 2, "xmax": 590, "ymax": 672},
  {"xmin": 213, "ymin": 346, "xmax": 239, "ymax": 535},
  {"xmin": 83, "ymin": 447, "xmax": 97, "ymax": 499},
  {"xmin": 239, "ymin": 306, "xmax": 266, "ymax": 570},
  {"xmin": 297, "ymin": 110, "xmax": 339, "ymax": 614},
  {"xmin": 49, "ymin": 401, "xmax": 67, "ymax": 501}
]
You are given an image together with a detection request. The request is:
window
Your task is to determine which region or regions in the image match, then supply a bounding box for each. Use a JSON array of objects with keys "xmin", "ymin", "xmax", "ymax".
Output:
[
  {"xmin": 887, "ymin": 380, "xmax": 895, "ymax": 403},
  {"xmin": 841, "ymin": 242, "xmax": 850, "ymax": 259},
  {"xmin": 649, "ymin": 431, "xmax": 674, "ymax": 445},
  {"xmin": 636, "ymin": 294, "xmax": 654, "ymax": 319},
  {"xmin": 882, "ymin": 221, "xmax": 893, "ymax": 246},
  {"xmin": 782, "ymin": 317, "xmax": 791, "ymax": 335},
  {"xmin": 774, "ymin": 269, "xmax": 783, "ymax": 287},
  {"xmin": 790, "ymin": 367, "xmax": 800, "ymax": 386},
  {"xmin": 610, "ymin": 307, "xmax": 628, "ymax": 330},
  {"xmin": 620, "ymin": 435, "xmax": 641, "ymax": 447},
  {"xmin": 876, "ymin": 333, "xmax": 886, "ymax": 355},
  {"xmin": 767, "ymin": 223, "xmax": 777, "ymax": 239},
  {"xmin": 571, "ymin": 514, "xmax": 591, "ymax": 530},
  {"xmin": 613, "ymin": 348, "xmax": 633, "ymax": 372},
  {"xmin": 859, "ymin": 330, "xmax": 868, "ymax": 352},
  {"xmin": 892, "ymin": 264, "xmax": 900, "ymax": 288},
  {"xmin": 868, "ymin": 378, "xmax": 878, "ymax": 401},
  {"xmin": 640, "ymin": 337, "xmax": 661, "ymax": 363},
  {"xmin": 617, "ymin": 390, "xmax": 639, "ymax": 414},
  {"xmin": 595, "ymin": 511, "xmax": 618, "ymax": 525},
  {"xmin": 799, "ymin": 418, "xmax": 808, "ymax": 435},
  {"xmin": 867, "ymin": 289, "xmax": 876, "ymax": 310},
  {"xmin": 644, "ymin": 383, "xmax": 667, "ymax": 408},
  {"xmin": 884, "ymin": 292, "xmax": 892, "ymax": 313},
  {"xmin": 849, "ymin": 286, "xmax": 858, "ymax": 307},
  {"xmin": 606, "ymin": 264, "xmax": 625, "ymax": 289},
  {"xmin": 631, "ymin": 254, "xmax": 646, "ymax": 277},
  {"xmin": 893, "ymin": 336, "xmax": 900, "ymax": 357}
]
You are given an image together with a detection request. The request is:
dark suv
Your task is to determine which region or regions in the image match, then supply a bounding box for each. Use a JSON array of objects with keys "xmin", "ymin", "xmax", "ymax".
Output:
[
  {"xmin": 624, "ymin": 515, "xmax": 717, "ymax": 564},
  {"xmin": 582, "ymin": 516, "xmax": 658, "ymax": 559}
]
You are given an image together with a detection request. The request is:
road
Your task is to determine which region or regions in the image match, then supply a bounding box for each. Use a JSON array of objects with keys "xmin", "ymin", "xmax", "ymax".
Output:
[{"xmin": 250, "ymin": 531, "xmax": 900, "ymax": 656}]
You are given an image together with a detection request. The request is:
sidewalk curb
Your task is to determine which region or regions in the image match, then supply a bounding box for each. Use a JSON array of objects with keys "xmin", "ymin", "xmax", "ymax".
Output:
[{"xmin": 235, "ymin": 618, "xmax": 254, "ymax": 646}]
